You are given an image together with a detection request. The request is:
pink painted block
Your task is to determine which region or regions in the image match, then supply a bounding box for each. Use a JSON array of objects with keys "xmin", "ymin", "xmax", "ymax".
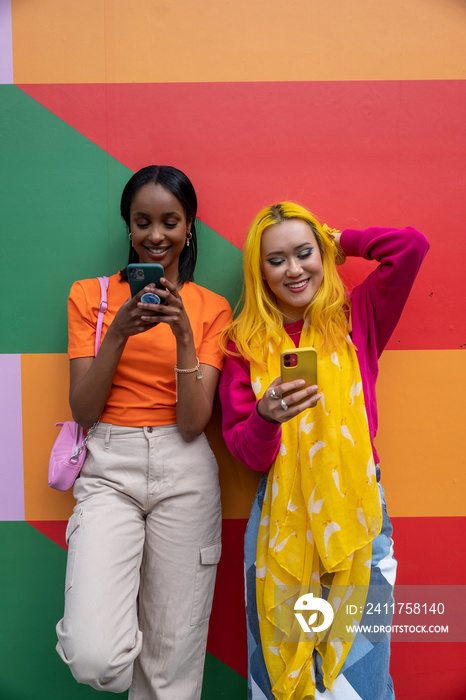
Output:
[
  {"xmin": 0, "ymin": 354, "xmax": 24, "ymax": 519},
  {"xmin": 0, "ymin": 0, "xmax": 13, "ymax": 84}
]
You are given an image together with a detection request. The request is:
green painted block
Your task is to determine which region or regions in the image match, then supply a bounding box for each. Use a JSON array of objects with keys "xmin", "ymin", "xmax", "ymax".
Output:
[
  {"xmin": 0, "ymin": 523, "xmax": 246, "ymax": 699},
  {"xmin": 0, "ymin": 86, "xmax": 242, "ymax": 354},
  {"xmin": 0, "ymin": 86, "xmax": 131, "ymax": 354},
  {"xmin": 195, "ymin": 220, "xmax": 243, "ymax": 309},
  {"xmin": 202, "ymin": 652, "xmax": 247, "ymax": 698},
  {"xmin": 0, "ymin": 522, "xmax": 121, "ymax": 699}
]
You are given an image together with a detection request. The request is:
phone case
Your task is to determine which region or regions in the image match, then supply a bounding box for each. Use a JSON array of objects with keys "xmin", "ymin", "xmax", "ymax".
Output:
[
  {"xmin": 280, "ymin": 348, "xmax": 318, "ymax": 397},
  {"xmin": 126, "ymin": 263, "xmax": 165, "ymax": 297}
]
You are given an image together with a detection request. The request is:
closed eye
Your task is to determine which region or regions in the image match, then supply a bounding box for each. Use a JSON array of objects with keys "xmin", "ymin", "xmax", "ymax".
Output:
[
  {"xmin": 164, "ymin": 217, "xmax": 182, "ymax": 229},
  {"xmin": 298, "ymin": 247, "xmax": 314, "ymax": 259},
  {"xmin": 266, "ymin": 257, "xmax": 285, "ymax": 266}
]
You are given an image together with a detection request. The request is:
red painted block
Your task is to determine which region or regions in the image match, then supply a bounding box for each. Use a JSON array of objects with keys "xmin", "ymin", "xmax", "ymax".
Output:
[{"xmin": 18, "ymin": 80, "xmax": 466, "ymax": 350}]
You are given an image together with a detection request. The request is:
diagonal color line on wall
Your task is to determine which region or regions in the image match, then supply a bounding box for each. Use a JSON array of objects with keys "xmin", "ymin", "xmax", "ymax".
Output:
[
  {"xmin": 16, "ymin": 81, "xmax": 466, "ymax": 351},
  {"xmin": 0, "ymin": 86, "xmax": 241, "ymax": 355}
]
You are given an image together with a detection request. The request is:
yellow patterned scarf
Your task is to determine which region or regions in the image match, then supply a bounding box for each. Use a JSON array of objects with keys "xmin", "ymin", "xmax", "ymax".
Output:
[{"xmin": 250, "ymin": 323, "xmax": 382, "ymax": 699}]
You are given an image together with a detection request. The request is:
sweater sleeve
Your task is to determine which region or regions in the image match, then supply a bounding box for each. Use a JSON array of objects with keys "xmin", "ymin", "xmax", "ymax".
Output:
[
  {"xmin": 340, "ymin": 226, "xmax": 429, "ymax": 358},
  {"xmin": 219, "ymin": 348, "xmax": 282, "ymax": 472}
]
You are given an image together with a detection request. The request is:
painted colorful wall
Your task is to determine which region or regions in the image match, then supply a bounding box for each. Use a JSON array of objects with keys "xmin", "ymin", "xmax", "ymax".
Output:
[{"xmin": 1, "ymin": 1, "xmax": 465, "ymax": 698}]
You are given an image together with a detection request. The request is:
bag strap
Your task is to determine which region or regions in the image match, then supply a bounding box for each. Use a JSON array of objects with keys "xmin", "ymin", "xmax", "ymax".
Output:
[{"xmin": 95, "ymin": 276, "xmax": 109, "ymax": 356}]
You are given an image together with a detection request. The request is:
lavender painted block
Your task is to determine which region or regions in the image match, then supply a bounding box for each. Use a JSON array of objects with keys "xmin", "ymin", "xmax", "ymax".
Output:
[
  {"xmin": 0, "ymin": 354, "xmax": 24, "ymax": 520},
  {"xmin": 0, "ymin": 0, "xmax": 13, "ymax": 84}
]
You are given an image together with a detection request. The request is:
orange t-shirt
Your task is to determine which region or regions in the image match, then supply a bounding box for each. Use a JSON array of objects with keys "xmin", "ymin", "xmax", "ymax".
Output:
[{"xmin": 68, "ymin": 274, "xmax": 232, "ymax": 426}]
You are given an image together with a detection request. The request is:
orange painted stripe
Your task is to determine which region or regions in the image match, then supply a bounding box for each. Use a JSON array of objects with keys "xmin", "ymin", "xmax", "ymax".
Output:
[
  {"xmin": 12, "ymin": 0, "xmax": 106, "ymax": 84},
  {"xmin": 205, "ymin": 399, "xmax": 262, "ymax": 519},
  {"xmin": 12, "ymin": 0, "xmax": 466, "ymax": 83},
  {"xmin": 21, "ymin": 354, "xmax": 76, "ymax": 521},
  {"xmin": 219, "ymin": 349, "xmax": 466, "ymax": 518},
  {"xmin": 376, "ymin": 350, "xmax": 466, "ymax": 517},
  {"xmin": 218, "ymin": 352, "xmax": 466, "ymax": 519},
  {"xmin": 20, "ymin": 352, "xmax": 261, "ymax": 521},
  {"xmin": 21, "ymin": 351, "xmax": 464, "ymax": 520}
]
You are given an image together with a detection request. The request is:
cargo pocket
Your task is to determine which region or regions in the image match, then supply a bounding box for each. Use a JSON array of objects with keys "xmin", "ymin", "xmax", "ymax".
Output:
[
  {"xmin": 190, "ymin": 540, "xmax": 222, "ymax": 626},
  {"xmin": 64, "ymin": 509, "xmax": 82, "ymax": 593}
]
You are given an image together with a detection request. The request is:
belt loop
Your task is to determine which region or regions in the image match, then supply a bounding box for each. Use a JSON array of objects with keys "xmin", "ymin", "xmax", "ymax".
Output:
[{"xmin": 104, "ymin": 423, "xmax": 112, "ymax": 449}]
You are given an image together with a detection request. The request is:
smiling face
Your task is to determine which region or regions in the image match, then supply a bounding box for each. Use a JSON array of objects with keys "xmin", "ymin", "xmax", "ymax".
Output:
[
  {"xmin": 129, "ymin": 182, "xmax": 190, "ymax": 286},
  {"xmin": 260, "ymin": 219, "xmax": 324, "ymax": 322}
]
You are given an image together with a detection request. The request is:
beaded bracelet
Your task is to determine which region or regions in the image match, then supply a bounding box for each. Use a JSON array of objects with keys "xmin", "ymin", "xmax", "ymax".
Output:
[{"xmin": 174, "ymin": 357, "xmax": 203, "ymax": 401}]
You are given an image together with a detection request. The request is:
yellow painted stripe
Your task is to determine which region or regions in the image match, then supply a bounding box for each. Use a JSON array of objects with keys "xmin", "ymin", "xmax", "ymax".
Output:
[{"xmin": 13, "ymin": 0, "xmax": 466, "ymax": 84}]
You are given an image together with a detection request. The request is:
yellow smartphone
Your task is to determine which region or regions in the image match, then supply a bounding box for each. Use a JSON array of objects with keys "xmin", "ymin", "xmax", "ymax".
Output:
[{"xmin": 280, "ymin": 348, "xmax": 318, "ymax": 403}]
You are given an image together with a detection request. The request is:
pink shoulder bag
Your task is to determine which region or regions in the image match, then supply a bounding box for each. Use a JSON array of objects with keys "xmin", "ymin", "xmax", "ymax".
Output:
[{"xmin": 48, "ymin": 276, "xmax": 109, "ymax": 491}]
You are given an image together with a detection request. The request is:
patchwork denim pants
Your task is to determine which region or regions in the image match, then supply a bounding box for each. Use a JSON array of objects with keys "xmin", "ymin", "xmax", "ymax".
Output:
[{"xmin": 244, "ymin": 467, "xmax": 397, "ymax": 700}]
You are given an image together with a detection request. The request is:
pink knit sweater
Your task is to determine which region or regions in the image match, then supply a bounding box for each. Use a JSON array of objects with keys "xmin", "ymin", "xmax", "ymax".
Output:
[{"xmin": 219, "ymin": 226, "xmax": 429, "ymax": 471}]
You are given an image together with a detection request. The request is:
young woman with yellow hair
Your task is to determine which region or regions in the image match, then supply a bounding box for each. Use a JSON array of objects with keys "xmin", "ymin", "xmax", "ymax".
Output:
[{"xmin": 219, "ymin": 203, "xmax": 428, "ymax": 699}]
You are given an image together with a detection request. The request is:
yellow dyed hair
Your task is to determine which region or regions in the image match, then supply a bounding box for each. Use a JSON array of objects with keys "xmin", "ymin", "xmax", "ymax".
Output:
[{"xmin": 221, "ymin": 202, "xmax": 350, "ymax": 365}]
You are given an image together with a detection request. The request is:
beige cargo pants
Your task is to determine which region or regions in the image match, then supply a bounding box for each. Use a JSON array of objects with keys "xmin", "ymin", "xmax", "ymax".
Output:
[{"xmin": 56, "ymin": 423, "xmax": 222, "ymax": 699}]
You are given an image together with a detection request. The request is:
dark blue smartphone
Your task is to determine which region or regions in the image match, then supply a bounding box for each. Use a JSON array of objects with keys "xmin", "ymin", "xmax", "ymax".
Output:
[{"xmin": 127, "ymin": 263, "xmax": 165, "ymax": 297}]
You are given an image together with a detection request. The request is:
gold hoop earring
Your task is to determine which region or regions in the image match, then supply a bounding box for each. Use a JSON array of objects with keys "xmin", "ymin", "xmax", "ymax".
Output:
[
  {"xmin": 186, "ymin": 231, "xmax": 192, "ymax": 247},
  {"xmin": 128, "ymin": 231, "xmax": 132, "ymax": 241}
]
